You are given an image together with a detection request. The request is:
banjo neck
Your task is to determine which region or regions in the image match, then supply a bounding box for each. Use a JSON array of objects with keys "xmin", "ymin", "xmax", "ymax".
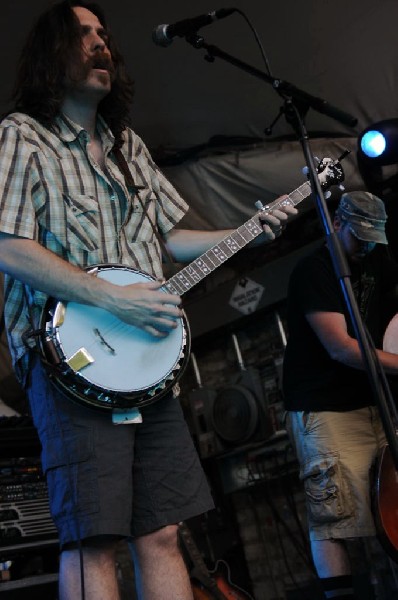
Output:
[{"xmin": 165, "ymin": 181, "xmax": 312, "ymax": 297}]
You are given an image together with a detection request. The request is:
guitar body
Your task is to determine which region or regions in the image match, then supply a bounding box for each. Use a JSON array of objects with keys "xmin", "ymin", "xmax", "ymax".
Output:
[
  {"xmin": 190, "ymin": 565, "xmax": 252, "ymax": 600},
  {"xmin": 178, "ymin": 523, "xmax": 254, "ymax": 600},
  {"xmin": 191, "ymin": 570, "xmax": 252, "ymax": 600},
  {"xmin": 372, "ymin": 313, "xmax": 398, "ymax": 562},
  {"xmin": 209, "ymin": 561, "xmax": 253, "ymax": 600},
  {"xmin": 40, "ymin": 265, "xmax": 190, "ymax": 410},
  {"xmin": 191, "ymin": 584, "xmax": 215, "ymax": 600},
  {"xmin": 373, "ymin": 444, "xmax": 398, "ymax": 562}
]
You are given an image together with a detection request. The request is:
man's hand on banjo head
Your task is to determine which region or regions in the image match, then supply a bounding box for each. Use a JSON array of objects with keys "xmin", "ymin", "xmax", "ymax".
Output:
[{"xmin": 106, "ymin": 280, "xmax": 183, "ymax": 338}]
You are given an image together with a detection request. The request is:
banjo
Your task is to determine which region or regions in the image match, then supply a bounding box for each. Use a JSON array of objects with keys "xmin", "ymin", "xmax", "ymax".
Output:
[{"xmin": 40, "ymin": 156, "xmax": 345, "ymax": 410}]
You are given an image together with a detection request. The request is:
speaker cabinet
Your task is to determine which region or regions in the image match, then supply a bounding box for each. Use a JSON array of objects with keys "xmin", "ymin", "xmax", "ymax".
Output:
[
  {"xmin": 211, "ymin": 367, "xmax": 273, "ymax": 450},
  {"xmin": 189, "ymin": 367, "xmax": 273, "ymax": 458}
]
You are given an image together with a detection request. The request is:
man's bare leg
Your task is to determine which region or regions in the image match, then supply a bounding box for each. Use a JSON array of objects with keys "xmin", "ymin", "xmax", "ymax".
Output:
[
  {"xmin": 311, "ymin": 539, "xmax": 355, "ymax": 598},
  {"xmin": 59, "ymin": 539, "xmax": 120, "ymax": 600},
  {"xmin": 131, "ymin": 524, "xmax": 193, "ymax": 600}
]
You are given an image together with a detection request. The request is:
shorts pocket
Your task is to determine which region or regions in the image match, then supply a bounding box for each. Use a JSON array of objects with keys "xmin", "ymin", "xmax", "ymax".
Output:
[
  {"xmin": 41, "ymin": 426, "xmax": 92, "ymax": 472},
  {"xmin": 301, "ymin": 453, "xmax": 352, "ymax": 525},
  {"xmin": 41, "ymin": 426, "xmax": 99, "ymax": 520}
]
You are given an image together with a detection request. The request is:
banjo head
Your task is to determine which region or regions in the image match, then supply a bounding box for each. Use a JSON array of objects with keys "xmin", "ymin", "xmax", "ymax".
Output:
[{"xmin": 41, "ymin": 265, "xmax": 190, "ymax": 410}]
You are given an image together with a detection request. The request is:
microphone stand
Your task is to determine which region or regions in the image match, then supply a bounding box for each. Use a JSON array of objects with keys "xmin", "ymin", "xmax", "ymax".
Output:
[{"xmin": 184, "ymin": 33, "xmax": 398, "ymax": 469}]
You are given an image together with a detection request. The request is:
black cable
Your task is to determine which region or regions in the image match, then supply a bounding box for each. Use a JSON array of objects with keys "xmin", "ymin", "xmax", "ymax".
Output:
[
  {"xmin": 22, "ymin": 282, "xmax": 86, "ymax": 597},
  {"xmin": 52, "ymin": 398, "xmax": 86, "ymax": 600},
  {"xmin": 260, "ymin": 483, "xmax": 317, "ymax": 599},
  {"xmin": 247, "ymin": 450, "xmax": 313, "ymax": 569},
  {"xmin": 249, "ymin": 488, "xmax": 312, "ymax": 600},
  {"xmin": 280, "ymin": 445, "xmax": 313, "ymax": 559},
  {"xmin": 0, "ymin": 310, "xmax": 5, "ymax": 339},
  {"xmin": 233, "ymin": 9, "xmax": 273, "ymax": 77},
  {"xmin": 271, "ymin": 501, "xmax": 312, "ymax": 600},
  {"xmin": 262, "ymin": 476, "xmax": 313, "ymax": 570},
  {"xmin": 24, "ymin": 279, "xmax": 87, "ymax": 600}
]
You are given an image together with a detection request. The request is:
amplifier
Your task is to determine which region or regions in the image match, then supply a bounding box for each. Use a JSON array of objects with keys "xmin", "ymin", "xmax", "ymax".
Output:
[
  {"xmin": 0, "ymin": 457, "xmax": 57, "ymax": 547},
  {"xmin": 0, "ymin": 418, "xmax": 58, "ymax": 548}
]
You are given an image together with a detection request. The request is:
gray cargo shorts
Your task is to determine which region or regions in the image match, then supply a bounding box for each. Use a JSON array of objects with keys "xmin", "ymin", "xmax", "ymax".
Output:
[
  {"xmin": 285, "ymin": 407, "xmax": 386, "ymax": 541},
  {"xmin": 27, "ymin": 356, "xmax": 214, "ymax": 548}
]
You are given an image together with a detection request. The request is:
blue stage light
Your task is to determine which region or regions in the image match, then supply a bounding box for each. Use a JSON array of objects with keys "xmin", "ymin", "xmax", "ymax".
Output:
[
  {"xmin": 358, "ymin": 119, "xmax": 398, "ymax": 165},
  {"xmin": 360, "ymin": 130, "xmax": 386, "ymax": 158}
]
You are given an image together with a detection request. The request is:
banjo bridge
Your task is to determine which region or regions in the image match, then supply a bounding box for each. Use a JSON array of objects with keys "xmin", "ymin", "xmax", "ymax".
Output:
[
  {"xmin": 93, "ymin": 327, "xmax": 116, "ymax": 354},
  {"xmin": 66, "ymin": 347, "xmax": 95, "ymax": 372}
]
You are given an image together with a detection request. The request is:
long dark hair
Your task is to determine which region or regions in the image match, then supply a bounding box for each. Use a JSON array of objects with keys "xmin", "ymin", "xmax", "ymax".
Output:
[{"xmin": 11, "ymin": 0, "xmax": 134, "ymax": 148}]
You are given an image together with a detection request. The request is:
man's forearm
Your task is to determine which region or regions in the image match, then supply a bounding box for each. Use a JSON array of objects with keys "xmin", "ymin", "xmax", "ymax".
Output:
[
  {"xmin": 0, "ymin": 235, "xmax": 114, "ymax": 307},
  {"xmin": 165, "ymin": 228, "xmax": 234, "ymax": 263}
]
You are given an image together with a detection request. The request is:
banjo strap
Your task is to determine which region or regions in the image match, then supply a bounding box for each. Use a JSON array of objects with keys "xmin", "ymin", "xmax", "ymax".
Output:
[{"xmin": 113, "ymin": 147, "xmax": 177, "ymax": 272}]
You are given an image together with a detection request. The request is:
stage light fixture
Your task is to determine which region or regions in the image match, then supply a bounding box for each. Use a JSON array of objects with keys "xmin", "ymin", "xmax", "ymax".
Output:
[
  {"xmin": 358, "ymin": 119, "xmax": 398, "ymax": 165},
  {"xmin": 360, "ymin": 130, "xmax": 386, "ymax": 158}
]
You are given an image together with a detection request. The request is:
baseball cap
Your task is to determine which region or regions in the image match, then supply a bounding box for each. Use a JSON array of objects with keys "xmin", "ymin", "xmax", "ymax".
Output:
[{"xmin": 336, "ymin": 191, "xmax": 388, "ymax": 244}]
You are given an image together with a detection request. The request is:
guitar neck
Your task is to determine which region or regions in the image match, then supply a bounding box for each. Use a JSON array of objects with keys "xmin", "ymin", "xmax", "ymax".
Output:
[
  {"xmin": 165, "ymin": 181, "xmax": 312, "ymax": 297},
  {"xmin": 179, "ymin": 523, "xmax": 226, "ymax": 599}
]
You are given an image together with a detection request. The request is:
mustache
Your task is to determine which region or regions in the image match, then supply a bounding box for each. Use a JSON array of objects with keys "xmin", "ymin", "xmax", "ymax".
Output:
[
  {"xmin": 88, "ymin": 52, "xmax": 115, "ymax": 74},
  {"xmin": 66, "ymin": 51, "xmax": 117, "ymax": 85}
]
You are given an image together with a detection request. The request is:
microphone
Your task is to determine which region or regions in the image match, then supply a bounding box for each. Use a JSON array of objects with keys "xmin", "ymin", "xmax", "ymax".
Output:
[{"xmin": 152, "ymin": 8, "xmax": 236, "ymax": 47}]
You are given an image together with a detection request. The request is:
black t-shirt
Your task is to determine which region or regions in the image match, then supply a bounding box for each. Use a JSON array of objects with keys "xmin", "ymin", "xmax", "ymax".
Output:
[{"xmin": 283, "ymin": 244, "xmax": 398, "ymax": 411}]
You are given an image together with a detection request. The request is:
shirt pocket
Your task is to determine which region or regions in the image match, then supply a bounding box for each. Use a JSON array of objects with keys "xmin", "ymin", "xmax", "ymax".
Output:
[
  {"xmin": 61, "ymin": 194, "xmax": 100, "ymax": 252},
  {"xmin": 39, "ymin": 193, "xmax": 100, "ymax": 259}
]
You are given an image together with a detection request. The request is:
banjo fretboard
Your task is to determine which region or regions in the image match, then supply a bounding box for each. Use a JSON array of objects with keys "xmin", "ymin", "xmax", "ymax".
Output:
[{"xmin": 165, "ymin": 180, "xmax": 311, "ymax": 296}]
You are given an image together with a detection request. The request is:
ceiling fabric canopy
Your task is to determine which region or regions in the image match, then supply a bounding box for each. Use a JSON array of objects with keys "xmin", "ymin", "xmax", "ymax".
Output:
[{"xmin": 2, "ymin": 0, "xmax": 397, "ymax": 149}]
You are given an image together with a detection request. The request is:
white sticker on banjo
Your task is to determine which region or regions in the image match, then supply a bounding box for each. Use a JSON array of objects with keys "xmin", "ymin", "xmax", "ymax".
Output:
[{"xmin": 112, "ymin": 408, "xmax": 142, "ymax": 425}]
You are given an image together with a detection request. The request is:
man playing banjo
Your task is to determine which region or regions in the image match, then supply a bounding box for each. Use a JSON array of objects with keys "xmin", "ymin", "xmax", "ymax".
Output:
[{"xmin": 0, "ymin": 2, "xmax": 296, "ymax": 599}]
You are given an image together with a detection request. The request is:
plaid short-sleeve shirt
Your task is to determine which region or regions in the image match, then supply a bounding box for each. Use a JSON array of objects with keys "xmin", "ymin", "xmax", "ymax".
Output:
[{"xmin": 0, "ymin": 112, "xmax": 188, "ymax": 379}]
